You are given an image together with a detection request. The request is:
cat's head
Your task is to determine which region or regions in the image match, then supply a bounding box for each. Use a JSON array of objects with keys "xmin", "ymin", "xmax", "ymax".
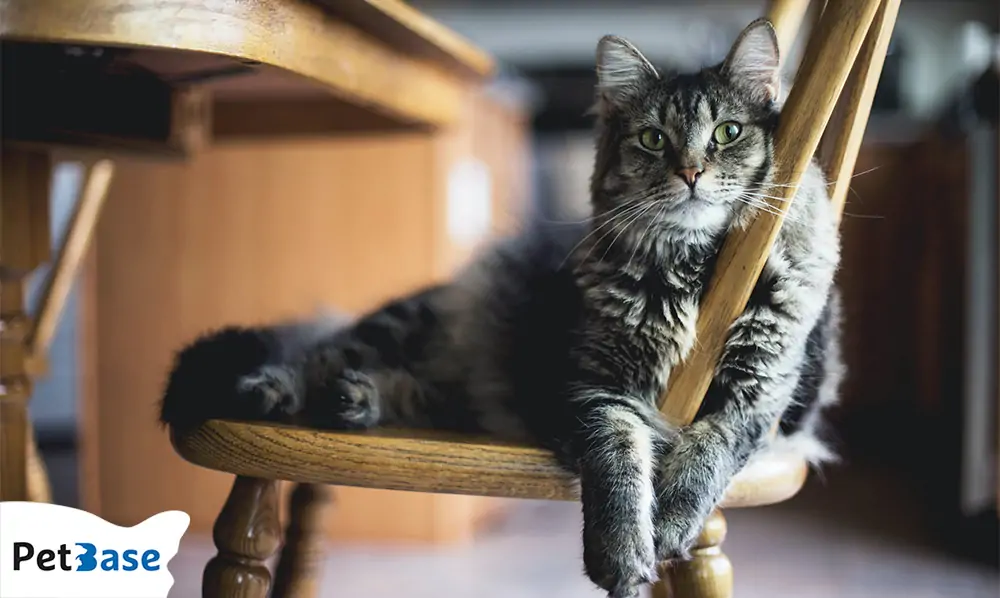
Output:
[{"xmin": 591, "ymin": 18, "xmax": 781, "ymax": 235}]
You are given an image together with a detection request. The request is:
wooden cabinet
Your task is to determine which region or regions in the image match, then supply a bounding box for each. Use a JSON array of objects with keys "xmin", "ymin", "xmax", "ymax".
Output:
[{"xmin": 80, "ymin": 90, "xmax": 530, "ymax": 542}]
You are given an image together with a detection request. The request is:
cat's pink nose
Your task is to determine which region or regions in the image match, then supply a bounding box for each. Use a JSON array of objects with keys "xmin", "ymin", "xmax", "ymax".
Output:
[{"xmin": 676, "ymin": 167, "xmax": 704, "ymax": 188}]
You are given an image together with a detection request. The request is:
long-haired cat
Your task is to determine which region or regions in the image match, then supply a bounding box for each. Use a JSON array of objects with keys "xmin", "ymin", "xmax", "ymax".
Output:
[{"xmin": 161, "ymin": 19, "xmax": 842, "ymax": 598}]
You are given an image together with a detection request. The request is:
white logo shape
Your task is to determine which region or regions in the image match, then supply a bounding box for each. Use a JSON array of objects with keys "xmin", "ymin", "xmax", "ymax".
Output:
[{"xmin": 0, "ymin": 502, "xmax": 189, "ymax": 598}]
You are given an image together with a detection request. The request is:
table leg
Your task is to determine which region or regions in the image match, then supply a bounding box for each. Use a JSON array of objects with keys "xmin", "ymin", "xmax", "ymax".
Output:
[
  {"xmin": 2, "ymin": 148, "xmax": 50, "ymax": 501},
  {"xmin": 1, "ymin": 277, "xmax": 35, "ymax": 501},
  {"xmin": 2, "ymin": 151, "xmax": 112, "ymax": 503}
]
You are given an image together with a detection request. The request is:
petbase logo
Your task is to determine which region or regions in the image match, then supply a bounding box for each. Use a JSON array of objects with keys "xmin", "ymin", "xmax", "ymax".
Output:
[
  {"xmin": 13, "ymin": 540, "xmax": 163, "ymax": 572},
  {"xmin": 0, "ymin": 502, "xmax": 189, "ymax": 598}
]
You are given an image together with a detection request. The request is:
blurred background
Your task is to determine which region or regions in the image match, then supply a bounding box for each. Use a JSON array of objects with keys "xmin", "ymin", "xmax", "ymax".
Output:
[{"xmin": 18, "ymin": 0, "xmax": 999, "ymax": 596}]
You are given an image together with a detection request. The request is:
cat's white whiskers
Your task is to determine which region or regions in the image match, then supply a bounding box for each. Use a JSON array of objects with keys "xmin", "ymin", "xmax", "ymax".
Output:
[
  {"xmin": 575, "ymin": 203, "xmax": 656, "ymax": 267},
  {"xmin": 596, "ymin": 202, "xmax": 661, "ymax": 264},
  {"xmin": 739, "ymin": 191, "xmax": 797, "ymax": 204},
  {"xmin": 559, "ymin": 201, "xmax": 653, "ymax": 268},
  {"xmin": 626, "ymin": 204, "xmax": 667, "ymax": 274},
  {"xmin": 735, "ymin": 195, "xmax": 801, "ymax": 224},
  {"xmin": 561, "ymin": 184, "xmax": 673, "ymax": 267}
]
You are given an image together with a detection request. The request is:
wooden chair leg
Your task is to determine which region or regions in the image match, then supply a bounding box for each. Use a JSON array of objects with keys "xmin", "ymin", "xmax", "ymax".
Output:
[
  {"xmin": 652, "ymin": 510, "xmax": 733, "ymax": 598},
  {"xmin": 272, "ymin": 483, "xmax": 333, "ymax": 598},
  {"xmin": 1, "ymin": 149, "xmax": 51, "ymax": 502},
  {"xmin": 2, "ymin": 152, "xmax": 111, "ymax": 505},
  {"xmin": 25, "ymin": 424, "xmax": 52, "ymax": 502},
  {"xmin": 204, "ymin": 476, "xmax": 283, "ymax": 598}
]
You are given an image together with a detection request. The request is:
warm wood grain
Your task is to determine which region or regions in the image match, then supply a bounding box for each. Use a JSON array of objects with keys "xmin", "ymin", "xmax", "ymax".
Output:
[
  {"xmin": 0, "ymin": 281, "xmax": 30, "ymax": 502},
  {"xmin": 204, "ymin": 476, "xmax": 282, "ymax": 598},
  {"xmin": 272, "ymin": 484, "xmax": 333, "ymax": 598},
  {"xmin": 659, "ymin": 510, "xmax": 733, "ymax": 598},
  {"xmin": 659, "ymin": 0, "xmax": 883, "ymax": 426},
  {"xmin": 318, "ymin": 0, "xmax": 494, "ymax": 79},
  {"xmin": 0, "ymin": 0, "xmax": 484, "ymax": 128},
  {"xmin": 1, "ymin": 149, "xmax": 51, "ymax": 274},
  {"xmin": 89, "ymin": 136, "xmax": 438, "ymax": 536},
  {"xmin": 86, "ymin": 89, "xmax": 532, "ymax": 542},
  {"xmin": 78, "ymin": 246, "xmax": 102, "ymax": 514},
  {"xmin": 25, "ymin": 424, "xmax": 52, "ymax": 503},
  {"xmin": 821, "ymin": 0, "xmax": 901, "ymax": 219},
  {"xmin": 766, "ymin": 0, "xmax": 812, "ymax": 58},
  {"xmin": 0, "ymin": 148, "xmax": 51, "ymax": 502},
  {"xmin": 172, "ymin": 420, "xmax": 807, "ymax": 509},
  {"xmin": 211, "ymin": 99, "xmax": 410, "ymax": 139},
  {"xmin": 0, "ymin": 390, "xmax": 30, "ymax": 501},
  {"xmin": 29, "ymin": 160, "xmax": 114, "ymax": 358}
]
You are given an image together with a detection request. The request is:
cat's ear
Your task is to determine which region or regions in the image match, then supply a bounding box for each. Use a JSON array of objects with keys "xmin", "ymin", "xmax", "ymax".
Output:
[
  {"xmin": 722, "ymin": 18, "xmax": 781, "ymax": 103},
  {"xmin": 595, "ymin": 35, "xmax": 659, "ymax": 111}
]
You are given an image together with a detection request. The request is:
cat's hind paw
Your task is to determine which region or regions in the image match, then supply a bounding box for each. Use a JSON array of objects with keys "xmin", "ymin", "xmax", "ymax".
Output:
[
  {"xmin": 235, "ymin": 365, "xmax": 303, "ymax": 419},
  {"xmin": 305, "ymin": 368, "xmax": 382, "ymax": 429}
]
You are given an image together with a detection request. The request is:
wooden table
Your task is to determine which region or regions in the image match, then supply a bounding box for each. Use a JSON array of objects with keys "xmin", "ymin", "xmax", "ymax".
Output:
[{"xmin": 0, "ymin": 0, "xmax": 493, "ymax": 502}]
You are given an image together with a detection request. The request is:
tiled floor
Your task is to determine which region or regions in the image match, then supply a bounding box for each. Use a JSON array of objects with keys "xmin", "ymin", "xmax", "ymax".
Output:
[{"xmin": 41, "ymin": 449, "xmax": 998, "ymax": 597}]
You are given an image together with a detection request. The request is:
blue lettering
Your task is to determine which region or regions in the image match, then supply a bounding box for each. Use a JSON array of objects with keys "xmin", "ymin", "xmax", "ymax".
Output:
[
  {"xmin": 75, "ymin": 543, "xmax": 97, "ymax": 572},
  {"xmin": 141, "ymin": 549, "xmax": 160, "ymax": 571},
  {"xmin": 122, "ymin": 549, "xmax": 139, "ymax": 571},
  {"xmin": 24, "ymin": 543, "xmax": 161, "ymax": 572},
  {"xmin": 101, "ymin": 550, "xmax": 120, "ymax": 571}
]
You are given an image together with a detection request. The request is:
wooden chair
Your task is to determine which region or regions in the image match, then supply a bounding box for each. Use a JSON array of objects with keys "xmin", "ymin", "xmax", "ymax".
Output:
[{"xmin": 170, "ymin": 0, "xmax": 900, "ymax": 596}]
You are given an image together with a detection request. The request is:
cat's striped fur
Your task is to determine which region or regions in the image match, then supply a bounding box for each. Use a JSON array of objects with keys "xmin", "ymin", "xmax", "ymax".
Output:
[{"xmin": 160, "ymin": 19, "xmax": 842, "ymax": 598}]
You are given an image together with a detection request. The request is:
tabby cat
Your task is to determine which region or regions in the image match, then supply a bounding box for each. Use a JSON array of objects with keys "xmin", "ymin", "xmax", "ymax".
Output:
[{"xmin": 161, "ymin": 19, "xmax": 842, "ymax": 598}]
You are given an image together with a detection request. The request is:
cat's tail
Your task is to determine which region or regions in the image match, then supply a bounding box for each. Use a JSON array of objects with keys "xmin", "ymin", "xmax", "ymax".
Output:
[
  {"xmin": 159, "ymin": 325, "xmax": 284, "ymax": 430},
  {"xmin": 159, "ymin": 312, "xmax": 349, "ymax": 430}
]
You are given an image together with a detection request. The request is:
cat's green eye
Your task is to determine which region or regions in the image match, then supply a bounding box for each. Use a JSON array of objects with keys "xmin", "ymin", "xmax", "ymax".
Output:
[
  {"xmin": 713, "ymin": 121, "xmax": 742, "ymax": 145},
  {"xmin": 639, "ymin": 128, "xmax": 666, "ymax": 151}
]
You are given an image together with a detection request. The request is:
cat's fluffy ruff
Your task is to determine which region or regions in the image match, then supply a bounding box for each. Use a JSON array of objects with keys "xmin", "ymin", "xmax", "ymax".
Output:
[{"xmin": 160, "ymin": 18, "xmax": 842, "ymax": 598}]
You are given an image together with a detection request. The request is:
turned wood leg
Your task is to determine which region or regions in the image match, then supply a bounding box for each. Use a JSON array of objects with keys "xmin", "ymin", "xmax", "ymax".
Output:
[
  {"xmin": 651, "ymin": 510, "xmax": 733, "ymax": 598},
  {"xmin": 2, "ymin": 151, "xmax": 110, "ymax": 504},
  {"xmin": 204, "ymin": 476, "xmax": 283, "ymax": 598},
  {"xmin": 25, "ymin": 424, "xmax": 52, "ymax": 502},
  {"xmin": 272, "ymin": 483, "xmax": 333, "ymax": 598},
  {"xmin": 0, "ymin": 373, "xmax": 30, "ymax": 501},
  {"xmin": 2, "ymin": 149, "xmax": 51, "ymax": 501}
]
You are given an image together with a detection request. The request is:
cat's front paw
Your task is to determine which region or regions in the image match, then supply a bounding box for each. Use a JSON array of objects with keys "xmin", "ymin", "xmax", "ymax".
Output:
[
  {"xmin": 235, "ymin": 365, "xmax": 303, "ymax": 420},
  {"xmin": 653, "ymin": 441, "xmax": 728, "ymax": 561},
  {"xmin": 306, "ymin": 368, "xmax": 382, "ymax": 429},
  {"xmin": 653, "ymin": 507, "xmax": 704, "ymax": 562},
  {"xmin": 582, "ymin": 514, "xmax": 657, "ymax": 598}
]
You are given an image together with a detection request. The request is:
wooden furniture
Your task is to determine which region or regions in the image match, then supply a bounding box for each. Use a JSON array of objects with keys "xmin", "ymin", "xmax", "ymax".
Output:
[
  {"xmin": 163, "ymin": 1, "xmax": 900, "ymax": 598},
  {"xmin": 2, "ymin": 0, "xmax": 901, "ymax": 596},
  {"xmin": 87, "ymin": 100, "xmax": 530, "ymax": 541},
  {"xmin": 0, "ymin": 0, "xmax": 494, "ymax": 522}
]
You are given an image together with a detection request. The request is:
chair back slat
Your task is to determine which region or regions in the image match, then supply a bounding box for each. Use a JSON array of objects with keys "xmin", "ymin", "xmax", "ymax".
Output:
[
  {"xmin": 658, "ymin": 0, "xmax": 890, "ymax": 426},
  {"xmin": 821, "ymin": 0, "xmax": 901, "ymax": 221}
]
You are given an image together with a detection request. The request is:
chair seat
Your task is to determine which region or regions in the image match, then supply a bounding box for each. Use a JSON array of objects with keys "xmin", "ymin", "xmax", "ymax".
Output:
[{"xmin": 172, "ymin": 420, "xmax": 808, "ymax": 508}]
